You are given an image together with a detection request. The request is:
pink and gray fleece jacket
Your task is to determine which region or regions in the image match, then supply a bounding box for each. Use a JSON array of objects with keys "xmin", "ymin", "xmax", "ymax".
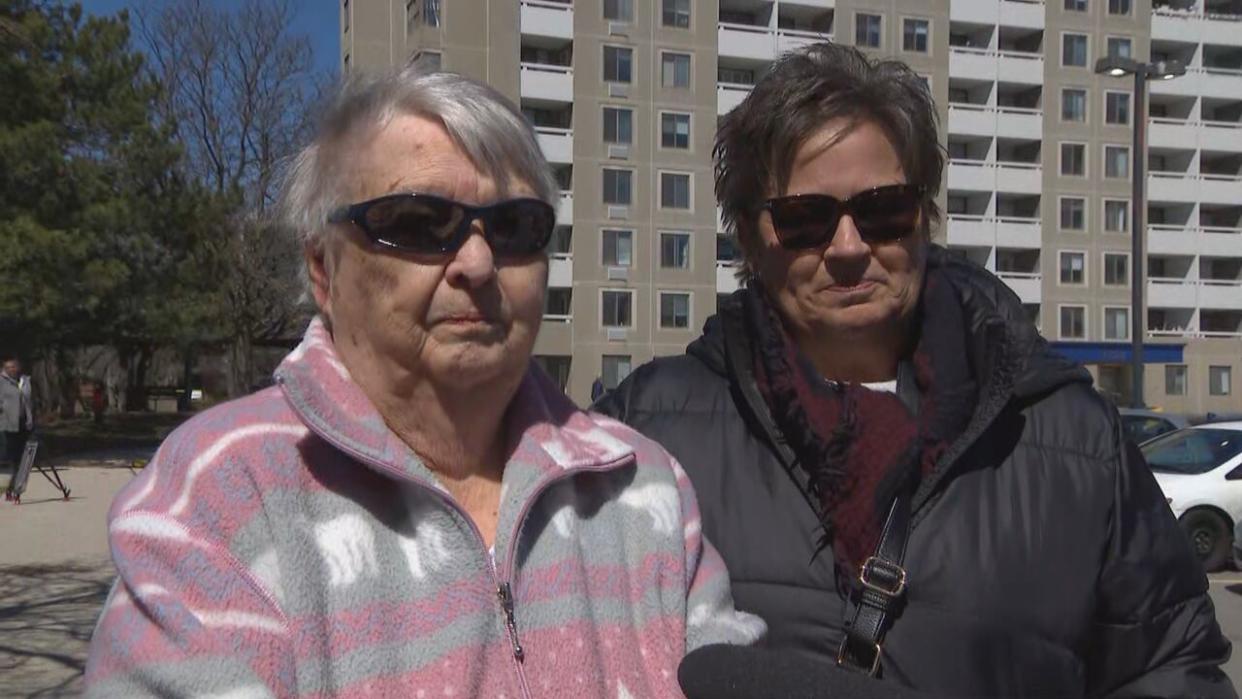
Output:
[{"xmin": 85, "ymin": 318, "xmax": 765, "ymax": 698}]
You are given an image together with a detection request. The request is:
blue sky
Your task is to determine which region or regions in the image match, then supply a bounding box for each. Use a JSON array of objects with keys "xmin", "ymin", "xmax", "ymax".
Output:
[{"xmin": 78, "ymin": 0, "xmax": 340, "ymax": 77}]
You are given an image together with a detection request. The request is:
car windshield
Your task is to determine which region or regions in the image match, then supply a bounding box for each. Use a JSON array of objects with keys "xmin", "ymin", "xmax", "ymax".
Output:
[
  {"xmin": 1141, "ymin": 428, "xmax": 1242, "ymax": 475},
  {"xmin": 1122, "ymin": 416, "xmax": 1175, "ymax": 444}
]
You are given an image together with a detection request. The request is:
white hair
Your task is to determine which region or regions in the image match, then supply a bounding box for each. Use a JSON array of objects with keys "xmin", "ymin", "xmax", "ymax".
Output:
[{"xmin": 278, "ymin": 67, "xmax": 558, "ymax": 252}]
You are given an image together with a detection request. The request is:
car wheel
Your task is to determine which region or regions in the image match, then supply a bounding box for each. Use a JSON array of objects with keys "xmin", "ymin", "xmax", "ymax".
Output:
[{"xmin": 1180, "ymin": 509, "xmax": 1231, "ymax": 573}]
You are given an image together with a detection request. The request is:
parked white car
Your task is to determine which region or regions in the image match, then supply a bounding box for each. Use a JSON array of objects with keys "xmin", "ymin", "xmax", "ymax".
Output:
[{"xmin": 1142, "ymin": 422, "xmax": 1242, "ymax": 572}]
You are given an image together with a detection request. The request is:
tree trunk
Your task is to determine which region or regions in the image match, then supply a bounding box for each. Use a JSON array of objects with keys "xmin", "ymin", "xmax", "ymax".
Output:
[
  {"xmin": 54, "ymin": 348, "xmax": 78, "ymax": 419},
  {"xmin": 227, "ymin": 333, "xmax": 253, "ymax": 398}
]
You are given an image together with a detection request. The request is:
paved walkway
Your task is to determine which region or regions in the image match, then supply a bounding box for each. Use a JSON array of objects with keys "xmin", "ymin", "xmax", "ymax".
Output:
[{"xmin": 0, "ymin": 466, "xmax": 133, "ymax": 697}]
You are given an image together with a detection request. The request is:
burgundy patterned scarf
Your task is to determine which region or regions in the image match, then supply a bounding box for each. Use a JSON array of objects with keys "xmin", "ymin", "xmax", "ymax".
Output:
[{"xmin": 745, "ymin": 269, "xmax": 977, "ymax": 580}]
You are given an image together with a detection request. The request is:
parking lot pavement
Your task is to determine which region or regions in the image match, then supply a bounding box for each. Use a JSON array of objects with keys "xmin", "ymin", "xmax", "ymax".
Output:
[{"xmin": 1209, "ymin": 571, "xmax": 1242, "ymax": 685}]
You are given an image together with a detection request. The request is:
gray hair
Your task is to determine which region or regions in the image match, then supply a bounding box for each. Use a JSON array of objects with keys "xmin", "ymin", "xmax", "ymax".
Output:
[
  {"xmin": 278, "ymin": 68, "xmax": 558, "ymax": 251},
  {"xmin": 715, "ymin": 43, "xmax": 944, "ymax": 283}
]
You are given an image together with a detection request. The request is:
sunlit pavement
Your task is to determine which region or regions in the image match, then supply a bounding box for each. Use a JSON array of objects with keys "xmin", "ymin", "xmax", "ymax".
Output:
[{"xmin": 2, "ymin": 465, "xmax": 1241, "ymax": 696}]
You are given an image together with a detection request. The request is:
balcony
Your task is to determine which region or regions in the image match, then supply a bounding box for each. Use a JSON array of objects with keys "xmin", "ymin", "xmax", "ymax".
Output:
[
  {"xmin": 999, "ymin": 0, "xmax": 1046, "ymax": 28},
  {"xmin": 1148, "ymin": 171, "xmax": 1201, "ymax": 201},
  {"xmin": 948, "ymin": 159, "xmax": 996, "ymax": 191},
  {"xmin": 946, "ymin": 214, "xmax": 996, "ymax": 247},
  {"xmin": 1199, "ymin": 279, "xmax": 1242, "ymax": 310},
  {"xmin": 778, "ymin": 0, "xmax": 835, "ymax": 7},
  {"xmin": 548, "ymin": 252, "xmax": 573, "ymax": 288},
  {"xmin": 996, "ymin": 50, "xmax": 1044, "ymax": 85},
  {"xmin": 717, "ymin": 261, "xmax": 742, "ymax": 294},
  {"xmin": 534, "ymin": 315, "xmax": 573, "ymax": 353},
  {"xmin": 519, "ymin": 62, "xmax": 573, "ymax": 103},
  {"xmin": 995, "ymin": 272, "xmax": 1042, "ymax": 303},
  {"xmin": 1201, "ymin": 66, "xmax": 1242, "ymax": 101},
  {"xmin": 520, "ymin": 0, "xmax": 573, "ymax": 40},
  {"xmin": 948, "ymin": 104, "xmax": 996, "ymax": 137},
  {"xmin": 535, "ymin": 127, "xmax": 573, "ymax": 165},
  {"xmin": 1149, "ymin": 117, "xmax": 1199, "ymax": 150},
  {"xmin": 1201, "ymin": 119, "xmax": 1242, "ymax": 153},
  {"xmin": 995, "ymin": 216, "xmax": 1041, "ymax": 248},
  {"xmin": 996, "ymin": 106, "xmax": 1042, "ymax": 139},
  {"xmin": 1148, "ymin": 224, "xmax": 1197, "ymax": 255},
  {"xmin": 717, "ymin": 82, "xmax": 752, "ymax": 116},
  {"xmin": 777, "ymin": 28, "xmax": 833, "ymax": 54},
  {"xmin": 557, "ymin": 190, "xmax": 573, "ymax": 226},
  {"xmin": 1148, "ymin": 278, "xmax": 1200, "ymax": 307},
  {"xmin": 952, "ymin": 0, "xmax": 999, "ymax": 23},
  {"xmin": 1202, "ymin": 226, "xmax": 1242, "ymax": 256},
  {"xmin": 719, "ymin": 22, "xmax": 776, "ymax": 62},
  {"xmin": 1153, "ymin": 5, "xmax": 1242, "ymax": 45},
  {"xmin": 1200, "ymin": 173, "xmax": 1242, "ymax": 204},
  {"xmin": 995, "ymin": 161, "xmax": 1041, "ymax": 193},
  {"xmin": 949, "ymin": 47, "xmax": 998, "ymax": 82}
]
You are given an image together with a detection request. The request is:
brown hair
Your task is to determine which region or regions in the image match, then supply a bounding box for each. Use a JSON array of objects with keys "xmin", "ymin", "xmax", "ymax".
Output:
[{"xmin": 714, "ymin": 43, "xmax": 944, "ymax": 282}]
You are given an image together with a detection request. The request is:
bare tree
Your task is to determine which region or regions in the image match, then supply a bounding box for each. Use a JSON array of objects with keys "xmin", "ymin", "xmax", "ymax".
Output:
[{"xmin": 135, "ymin": 0, "xmax": 323, "ymax": 395}]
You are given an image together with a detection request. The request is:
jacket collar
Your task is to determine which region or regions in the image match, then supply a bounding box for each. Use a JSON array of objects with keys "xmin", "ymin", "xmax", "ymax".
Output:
[{"xmin": 275, "ymin": 317, "xmax": 634, "ymax": 487}]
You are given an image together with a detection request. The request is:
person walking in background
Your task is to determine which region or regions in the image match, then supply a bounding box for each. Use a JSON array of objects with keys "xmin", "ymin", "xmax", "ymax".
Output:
[
  {"xmin": 0, "ymin": 358, "xmax": 34, "ymax": 497},
  {"xmin": 597, "ymin": 43, "xmax": 1235, "ymax": 698}
]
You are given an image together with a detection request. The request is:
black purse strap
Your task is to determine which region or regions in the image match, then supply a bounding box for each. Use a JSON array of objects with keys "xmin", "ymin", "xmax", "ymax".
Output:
[{"xmin": 836, "ymin": 486, "xmax": 913, "ymax": 677}]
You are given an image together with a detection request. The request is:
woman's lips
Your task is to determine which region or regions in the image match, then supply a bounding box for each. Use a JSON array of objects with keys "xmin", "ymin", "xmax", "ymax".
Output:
[{"xmin": 826, "ymin": 280, "xmax": 876, "ymax": 293}]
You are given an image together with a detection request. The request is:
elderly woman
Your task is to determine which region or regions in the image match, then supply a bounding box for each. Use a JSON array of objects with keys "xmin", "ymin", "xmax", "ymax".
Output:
[
  {"xmin": 85, "ymin": 69, "xmax": 762, "ymax": 697},
  {"xmin": 598, "ymin": 43, "xmax": 1235, "ymax": 698}
]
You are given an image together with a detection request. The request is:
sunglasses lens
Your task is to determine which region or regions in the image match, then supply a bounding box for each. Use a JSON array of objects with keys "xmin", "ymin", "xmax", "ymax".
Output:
[
  {"xmin": 770, "ymin": 197, "xmax": 841, "ymax": 249},
  {"xmin": 487, "ymin": 200, "xmax": 556, "ymax": 256},
  {"xmin": 364, "ymin": 197, "xmax": 463, "ymax": 252},
  {"xmin": 853, "ymin": 189, "xmax": 921, "ymax": 243}
]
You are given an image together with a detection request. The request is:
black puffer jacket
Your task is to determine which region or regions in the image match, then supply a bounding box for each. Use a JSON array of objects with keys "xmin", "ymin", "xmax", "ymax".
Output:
[{"xmin": 596, "ymin": 247, "xmax": 1235, "ymax": 698}]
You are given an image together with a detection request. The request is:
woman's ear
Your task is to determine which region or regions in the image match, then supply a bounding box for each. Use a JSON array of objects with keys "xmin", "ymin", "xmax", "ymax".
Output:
[{"xmin": 305, "ymin": 239, "xmax": 334, "ymax": 319}]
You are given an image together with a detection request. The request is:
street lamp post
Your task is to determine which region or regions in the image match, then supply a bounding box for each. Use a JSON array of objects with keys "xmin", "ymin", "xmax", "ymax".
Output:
[{"xmin": 1094, "ymin": 55, "xmax": 1185, "ymax": 409}]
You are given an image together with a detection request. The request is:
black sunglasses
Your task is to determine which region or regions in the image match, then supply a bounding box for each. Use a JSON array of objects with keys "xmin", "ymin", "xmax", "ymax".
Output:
[
  {"xmin": 327, "ymin": 193, "xmax": 556, "ymax": 257},
  {"xmin": 762, "ymin": 184, "xmax": 926, "ymax": 250}
]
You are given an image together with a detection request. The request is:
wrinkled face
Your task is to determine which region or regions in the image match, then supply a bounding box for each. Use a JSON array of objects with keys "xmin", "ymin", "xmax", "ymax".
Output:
[
  {"xmin": 308, "ymin": 113, "xmax": 547, "ymax": 392},
  {"xmin": 2, "ymin": 361, "xmax": 18, "ymax": 378},
  {"xmin": 755, "ymin": 119, "xmax": 926, "ymax": 347}
]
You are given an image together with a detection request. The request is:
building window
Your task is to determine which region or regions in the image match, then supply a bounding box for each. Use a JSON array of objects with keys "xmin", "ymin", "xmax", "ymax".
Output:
[
  {"xmin": 1105, "ymin": 91, "xmax": 1131, "ymax": 125},
  {"xmin": 602, "ymin": 168, "xmax": 633, "ymax": 205},
  {"xmin": 601, "ymin": 229, "xmax": 633, "ymax": 266},
  {"xmin": 604, "ymin": 0, "xmax": 633, "ymax": 22},
  {"xmin": 662, "ymin": 0, "xmax": 690, "ymax": 28},
  {"xmin": 1061, "ymin": 142, "xmax": 1086, "ymax": 176},
  {"xmin": 544, "ymin": 288, "xmax": 572, "ymax": 317},
  {"xmin": 1104, "ymin": 253, "xmax": 1129, "ymax": 286},
  {"xmin": 902, "ymin": 18, "xmax": 929, "ymax": 53},
  {"xmin": 1060, "ymin": 306, "xmax": 1086, "ymax": 339},
  {"xmin": 660, "ymin": 232, "xmax": 691, "ymax": 269},
  {"xmin": 1166, "ymin": 365, "xmax": 1187, "ymax": 396},
  {"xmin": 602, "ymin": 290, "xmax": 634, "ymax": 328},
  {"xmin": 1210, "ymin": 365, "xmax": 1232, "ymax": 396},
  {"xmin": 343, "ymin": 0, "xmax": 350, "ymax": 32},
  {"xmin": 1107, "ymin": 37, "xmax": 1132, "ymax": 59},
  {"xmin": 425, "ymin": 0, "xmax": 440, "ymax": 27},
  {"xmin": 661, "ymin": 52, "xmax": 691, "ymax": 88},
  {"xmin": 719, "ymin": 66, "xmax": 753, "ymax": 85},
  {"xmin": 1104, "ymin": 199, "xmax": 1129, "ymax": 233},
  {"xmin": 534, "ymin": 355, "xmax": 571, "ymax": 392},
  {"xmin": 603, "ymin": 107, "xmax": 633, "ymax": 144},
  {"xmin": 1060, "ymin": 197, "xmax": 1086, "ymax": 230},
  {"xmin": 856, "ymin": 13, "xmax": 882, "ymax": 48},
  {"xmin": 1108, "ymin": 0, "xmax": 1132, "ymax": 13},
  {"xmin": 659, "ymin": 292, "xmax": 691, "ymax": 329},
  {"xmin": 1065, "ymin": 0, "xmax": 1087, "ymax": 10},
  {"xmin": 1104, "ymin": 307, "xmax": 1130, "ymax": 340},
  {"xmin": 1060, "ymin": 251, "xmax": 1086, "ymax": 285},
  {"xmin": 1105, "ymin": 145, "xmax": 1130, "ymax": 179},
  {"xmin": 1062, "ymin": 88, "xmax": 1087, "ymax": 122},
  {"xmin": 660, "ymin": 172, "xmax": 691, "ymax": 209},
  {"xmin": 1062, "ymin": 33, "xmax": 1088, "ymax": 67},
  {"xmin": 602, "ymin": 354, "xmax": 633, "ymax": 390},
  {"xmin": 604, "ymin": 46, "xmax": 633, "ymax": 83},
  {"xmin": 660, "ymin": 112, "xmax": 691, "ymax": 149}
]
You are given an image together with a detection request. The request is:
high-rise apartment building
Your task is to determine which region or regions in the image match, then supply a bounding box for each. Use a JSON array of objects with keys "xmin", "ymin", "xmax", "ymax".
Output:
[{"xmin": 342, "ymin": 0, "xmax": 1242, "ymax": 414}]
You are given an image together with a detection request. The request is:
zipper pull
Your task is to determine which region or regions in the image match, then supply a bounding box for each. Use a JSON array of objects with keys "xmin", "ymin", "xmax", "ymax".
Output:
[{"xmin": 497, "ymin": 582, "xmax": 525, "ymax": 662}]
